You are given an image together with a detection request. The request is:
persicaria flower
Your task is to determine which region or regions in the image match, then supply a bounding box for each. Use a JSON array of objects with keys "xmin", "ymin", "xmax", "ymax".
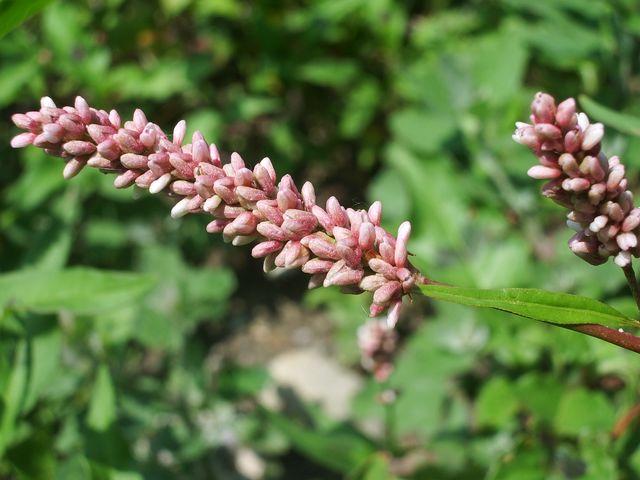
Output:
[
  {"xmin": 11, "ymin": 96, "xmax": 427, "ymax": 327},
  {"xmin": 513, "ymin": 92, "xmax": 639, "ymax": 268}
]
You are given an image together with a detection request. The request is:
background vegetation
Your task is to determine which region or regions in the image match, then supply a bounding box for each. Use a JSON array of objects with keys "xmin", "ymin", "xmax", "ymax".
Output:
[{"xmin": 3, "ymin": 0, "xmax": 640, "ymax": 478}]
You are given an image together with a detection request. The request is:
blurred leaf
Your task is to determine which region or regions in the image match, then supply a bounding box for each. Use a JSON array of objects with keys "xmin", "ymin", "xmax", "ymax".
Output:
[
  {"xmin": 389, "ymin": 108, "xmax": 457, "ymax": 154},
  {"xmin": 267, "ymin": 410, "xmax": 375, "ymax": 473},
  {"xmin": 579, "ymin": 95, "xmax": 640, "ymax": 136},
  {"xmin": 387, "ymin": 144, "xmax": 467, "ymax": 251},
  {"xmin": 476, "ymin": 377, "xmax": 518, "ymax": 429},
  {"xmin": 296, "ymin": 60, "xmax": 359, "ymax": 88},
  {"xmin": 87, "ymin": 364, "xmax": 116, "ymax": 432},
  {"xmin": 420, "ymin": 284, "xmax": 639, "ymax": 329},
  {"xmin": 0, "ymin": 0, "xmax": 54, "ymax": 38},
  {"xmin": 0, "ymin": 268, "xmax": 156, "ymax": 315},
  {"xmin": 553, "ymin": 389, "xmax": 616, "ymax": 436},
  {"xmin": 340, "ymin": 80, "xmax": 382, "ymax": 138}
]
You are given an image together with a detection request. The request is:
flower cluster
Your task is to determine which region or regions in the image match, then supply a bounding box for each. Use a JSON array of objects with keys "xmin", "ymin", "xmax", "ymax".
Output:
[
  {"xmin": 513, "ymin": 92, "xmax": 639, "ymax": 267},
  {"xmin": 11, "ymin": 96, "xmax": 426, "ymax": 327},
  {"xmin": 357, "ymin": 319, "xmax": 398, "ymax": 382}
]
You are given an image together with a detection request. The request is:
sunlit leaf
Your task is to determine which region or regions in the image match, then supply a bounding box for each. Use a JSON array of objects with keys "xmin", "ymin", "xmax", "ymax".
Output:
[{"xmin": 420, "ymin": 284, "xmax": 639, "ymax": 328}]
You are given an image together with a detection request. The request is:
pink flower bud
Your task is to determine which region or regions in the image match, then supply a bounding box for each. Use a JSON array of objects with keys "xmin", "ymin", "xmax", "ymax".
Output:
[
  {"xmin": 42, "ymin": 123, "xmax": 65, "ymax": 143},
  {"xmin": 512, "ymin": 125, "xmax": 540, "ymax": 149},
  {"xmin": 301, "ymin": 181, "xmax": 316, "ymax": 208},
  {"xmin": 555, "ymin": 97, "xmax": 576, "ymax": 129},
  {"xmin": 276, "ymin": 241, "xmax": 309, "ymax": 269},
  {"xmin": 149, "ymin": 172, "xmax": 172, "ymax": 194},
  {"xmin": 368, "ymin": 258, "xmax": 397, "ymax": 279},
  {"xmin": 96, "ymin": 138, "xmax": 120, "ymax": 160},
  {"xmin": 588, "ymin": 183, "xmax": 606, "ymax": 205},
  {"xmin": 230, "ymin": 152, "xmax": 245, "ymax": 171},
  {"xmin": 253, "ymin": 164, "xmax": 275, "ymax": 195},
  {"xmin": 562, "ymin": 177, "xmax": 591, "ymax": 192},
  {"xmin": 87, "ymin": 154, "xmax": 114, "ymax": 169},
  {"xmin": 531, "ymin": 92, "xmax": 556, "ymax": 123},
  {"xmin": 277, "ymin": 189, "xmax": 299, "ymax": 212},
  {"xmin": 615, "ymin": 251, "xmax": 632, "ymax": 267},
  {"xmin": 358, "ymin": 222, "xmax": 376, "ymax": 251},
  {"xmin": 394, "ymin": 221, "xmax": 411, "ymax": 268},
  {"xmin": 114, "ymin": 130, "xmax": 143, "ymax": 154},
  {"xmin": 206, "ymin": 219, "xmax": 229, "ymax": 233},
  {"xmin": 527, "ymin": 165, "xmax": 561, "ymax": 180},
  {"xmin": 173, "ymin": 120, "xmax": 186, "ymax": 145},
  {"xmin": 62, "ymin": 158, "xmax": 86, "ymax": 179},
  {"xmin": 323, "ymin": 260, "xmax": 363, "ymax": 287},
  {"xmin": 11, "ymin": 113, "xmax": 36, "ymax": 130},
  {"xmin": 607, "ymin": 164, "xmax": 625, "ymax": 192},
  {"xmin": 581, "ymin": 123, "xmax": 604, "ymax": 150},
  {"xmin": 373, "ymin": 281, "xmax": 401, "ymax": 305},
  {"xmin": 63, "ymin": 140, "xmax": 96, "ymax": 156},
  {"xmin": 256, "ymin": 199, "xmax": 284, "ymax": 225},
  {"xmin": 622, "ymin": 209, "xmax": 640, "ymax": 232},
  {"xmin": 307, "ymin": 236, "xmax": 340, "ymax": 260},
  {"xmin": 120, "ymin": 153, "xmax": 148, "ymax": 170},
  {"xmin": 170, "ymin": 180, "xmax": 197, "ymax": 196},
  {"xmin": 386, "ymin": 300, "xmax": 402, "ymax": 328},
  {"xmin": 10, "ymin": 132, "xmax": 36, "ymax": 148},
  {"xmin": 311, "ymin": 205, "xmax": 334, "ymax": 231},
  {"xmin": 251, "ymin": 240, "xmax": 283, "ymax": 258},
  {"xmin": 360, "ymin": 274, "xmax": 388, "ymax": 292},
  {"xmin": 236, "ymin": 186, "xmax": 268, "ymax": 204},
  {"xmin": 203, "ymin": 194, "xmax": 222, "ymax": 212},
  {"xmin": 368, "ymin": 201, "xmax": 382, "ymax": 226},
  {"xmin": 534, "ymin": 123, "xmax": 562, "ymax": 140},
  {"xmin": 379, "ymin": 241, "xmax": 395, "ymax": 265},
  {"xmin": 563, "ymin": 130, "xmax": 581, "ymax": 153},
  {"xmin": 588, "ymin": 215, "xmax": 608, "ymax": 233},
  {"xmin": 257, "ymin": 222, "xmax": 288, "ymax": 241},
  {"xmin": 302, "ymin": 258, "xmax": 334, "ymax": 274},
  {"xmin": 234, "ymin": 167, "xmax": 254, "ymax": 187},
  {"xmin": 605, "ymin": 201, "xmax": 625, "ymax": 222},
  {"xmin": 214, "ymin": 177, "xmax": 237, "ymax": 204},
  {"xmin": 617, "ymin": 232, "xmax": 638, "ymax": 251},
  {"xmin": 326, "ymin": 196, "xmax": 348, "ymax": 227},
  {"xmin": 337, "ymin": 244, "xmax": 362, "ymax": 267},
  {"xmin": 227, "ymin": 212, "xmax": 258, "ymax": 236}
]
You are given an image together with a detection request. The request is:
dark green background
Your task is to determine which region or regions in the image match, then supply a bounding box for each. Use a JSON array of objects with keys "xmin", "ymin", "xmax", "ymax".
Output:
[{"xmin": 2, "ymin": 0, "xmax": 640, "ymax": 478}]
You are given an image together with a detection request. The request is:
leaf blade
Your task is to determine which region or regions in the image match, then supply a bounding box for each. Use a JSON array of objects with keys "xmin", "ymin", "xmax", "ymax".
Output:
[
  {"xmin": 0, "ymin": 267, "xmax": 156, "ymax": 315},
  {"xmin": 579, "ymin": 95, "xmax": 640, "ymax": 136},
  {"xmin": 419, "ymin": 284, "xmax": 639, "ymax": 329}
]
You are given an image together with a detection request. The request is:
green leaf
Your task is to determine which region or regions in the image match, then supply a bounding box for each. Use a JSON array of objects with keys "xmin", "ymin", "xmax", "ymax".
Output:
[
  {"xmin": 0, "ymin": 0, "xmax": 54, "ymax": 38},
  {"xmin": 553, "ymin": 389, "xmax": 616, "ymax": 436},
  {"xmin": 266, "ymin": 410, "xmax": 374, "ymax": 473},
  {"xmin": 475, "ymin": 377, "xmax": 518, "ymax": 429},
  {"xmin": 579, "ymin": 95, "xmax": 640, "ymax": 136},
  {"xmin": 389, "ymin": 108, "xmax": 457, "ymax": 154},
  {"xmin": 86, "ymin": 364, "xmax": 116, "ymax": 432},
  {"xmin": 0, "ymin": 268, "xmax": 156, "ymax": 315},
  {"xmin": 419, "ymin": 284, "xmax": 639, "ymax": 329}
]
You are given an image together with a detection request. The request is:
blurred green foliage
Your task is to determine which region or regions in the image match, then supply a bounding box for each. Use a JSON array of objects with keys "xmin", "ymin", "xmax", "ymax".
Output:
[{"xmin": 3, "ymin": 0, "xmax": 640, "ymax": 478}]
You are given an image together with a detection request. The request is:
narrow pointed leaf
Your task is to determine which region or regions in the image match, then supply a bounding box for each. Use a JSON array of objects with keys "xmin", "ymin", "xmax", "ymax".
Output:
[
  {"xmin": 579, "ymin": 95, "xmax": 640, "ymax": 136},
  {"xmin": 419, "ymin": 285, "xmax": 640, "ymax": 329},
  {"xmin": 0, "ymin": 267, "xmax": 156, "ymax": 315},
  {"xmin": 0, "ymin": 0, "xmax": 55, "ymax": 38}
]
